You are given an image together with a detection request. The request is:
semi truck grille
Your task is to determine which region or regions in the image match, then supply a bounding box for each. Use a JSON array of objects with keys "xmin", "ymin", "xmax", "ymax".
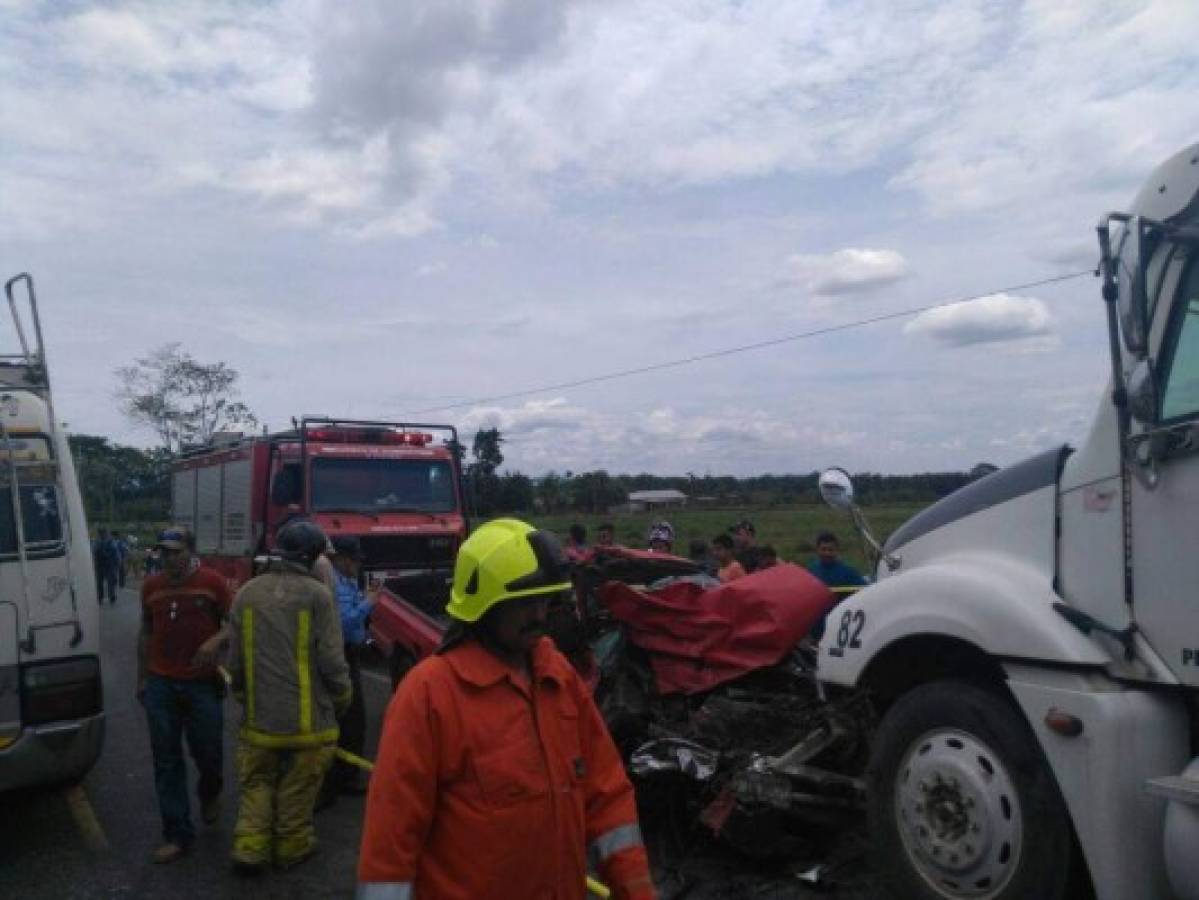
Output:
[{"xmin": 358, "ymin": 535, "xmax": 454, "ymax": 570}]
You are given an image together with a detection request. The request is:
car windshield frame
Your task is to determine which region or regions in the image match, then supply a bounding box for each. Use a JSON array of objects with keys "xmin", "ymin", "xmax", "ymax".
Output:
[{"xmin": 310, "ymin": 456, "xmax": 458, "ymax": 515}]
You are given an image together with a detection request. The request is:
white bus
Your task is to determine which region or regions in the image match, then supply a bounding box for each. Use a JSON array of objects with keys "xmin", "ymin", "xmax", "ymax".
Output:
[{"xmin": 0, "ymin": 274, "xmax": 102, "ymax": 791}]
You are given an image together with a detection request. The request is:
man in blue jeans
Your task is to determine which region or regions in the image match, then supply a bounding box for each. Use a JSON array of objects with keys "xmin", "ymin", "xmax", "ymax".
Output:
[{"xmin": 137, "ymin": 528, "xmax": 233, "ymax": 863}]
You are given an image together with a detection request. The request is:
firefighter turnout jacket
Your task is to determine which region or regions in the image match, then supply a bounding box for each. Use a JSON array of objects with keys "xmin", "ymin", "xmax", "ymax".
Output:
[
  {"xmin": 227, "ymin": 560, "xmax": 352, "ymax": 747},
  {"xmin": 358, "ymin": 636, "xmax": 655, "ymax": 900}
]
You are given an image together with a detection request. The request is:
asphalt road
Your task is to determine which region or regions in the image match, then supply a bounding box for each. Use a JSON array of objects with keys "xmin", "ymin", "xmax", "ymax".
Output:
[{"xmin": 0, "ymin": 583, "xmax": 879, "ymax": 899}]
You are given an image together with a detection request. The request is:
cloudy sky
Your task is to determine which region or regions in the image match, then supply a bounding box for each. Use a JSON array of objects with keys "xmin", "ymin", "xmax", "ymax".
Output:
[{"xmin": 2, "ymin": 0, "xmax": 1196, "ymax": 476}]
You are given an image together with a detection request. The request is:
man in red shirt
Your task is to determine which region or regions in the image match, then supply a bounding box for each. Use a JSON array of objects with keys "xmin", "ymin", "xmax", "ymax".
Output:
[{"xmin": 137, "ymin": 527, "xmax": 233, "ymax": 863}]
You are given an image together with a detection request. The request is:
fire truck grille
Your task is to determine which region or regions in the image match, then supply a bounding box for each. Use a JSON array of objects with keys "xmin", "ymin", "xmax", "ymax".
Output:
[{"xmin": 358, "ymin": 535, "xmax": 454, "ymax": 571}]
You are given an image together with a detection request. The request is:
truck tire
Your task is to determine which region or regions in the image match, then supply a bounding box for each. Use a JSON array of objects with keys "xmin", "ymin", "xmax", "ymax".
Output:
[
  {"xmin": 868, "ymin": 680, "xmax": 1072, "ymax": 900},
  {"xmin": 388, "ymin": 647, "xmax": 416, "ymax": 691}
]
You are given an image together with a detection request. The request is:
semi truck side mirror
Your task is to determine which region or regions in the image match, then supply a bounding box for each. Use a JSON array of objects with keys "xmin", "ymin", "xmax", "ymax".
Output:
[{"xmin": 818, "ymin": 468, "xmax": 855, "ymax": 511}]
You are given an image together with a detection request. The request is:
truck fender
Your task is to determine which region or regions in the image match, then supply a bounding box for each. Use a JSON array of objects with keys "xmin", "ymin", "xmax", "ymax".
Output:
[{"xmin": 818, "ymin": 552, "xmax": 1111, "ymax": 690}]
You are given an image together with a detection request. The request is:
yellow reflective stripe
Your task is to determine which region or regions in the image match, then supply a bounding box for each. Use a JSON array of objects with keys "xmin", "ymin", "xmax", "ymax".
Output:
[
  {"xmin": 297, "ymin": 608, "xmax": 311, "ymax": 733},
  {"xmin": 240, "ymin": 726, "xmax": 339, "ymax": 749},
  {"xmin": 243, "ymin": 607, "xmax": 255, "ymax": 725}
]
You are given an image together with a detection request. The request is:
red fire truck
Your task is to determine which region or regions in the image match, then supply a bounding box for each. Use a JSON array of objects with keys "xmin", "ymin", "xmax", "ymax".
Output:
[{"xmin": 169, "ymin": 418, "xmax": 467, "ymax": 684}]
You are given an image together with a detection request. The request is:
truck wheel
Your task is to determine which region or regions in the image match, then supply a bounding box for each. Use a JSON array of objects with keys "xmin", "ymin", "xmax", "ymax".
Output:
[
  {"xmin": 868, "ymin": 680, "xmax": 1072, "ymax": 900},
  {"xmin": 389, "ymin": 647, "xmax": 416, "ymax": 691}
]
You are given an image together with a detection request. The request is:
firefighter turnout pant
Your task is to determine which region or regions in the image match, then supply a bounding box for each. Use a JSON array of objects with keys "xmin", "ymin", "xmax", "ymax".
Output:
[{"xmin": 233, "ymin": 739, "xmax": 335, "ymax": 867}]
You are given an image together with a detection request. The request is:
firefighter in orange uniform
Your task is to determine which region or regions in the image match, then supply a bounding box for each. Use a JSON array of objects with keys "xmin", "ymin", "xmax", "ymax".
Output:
[{"xmin": 357, "ymin": 518, "xmax": 656, "ymax": 900}]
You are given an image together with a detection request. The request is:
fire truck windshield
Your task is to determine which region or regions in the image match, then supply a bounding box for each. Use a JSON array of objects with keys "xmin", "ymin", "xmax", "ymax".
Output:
[{"xmin": 310, "ymin": 458, "xmax": 457, "ymax": 515}]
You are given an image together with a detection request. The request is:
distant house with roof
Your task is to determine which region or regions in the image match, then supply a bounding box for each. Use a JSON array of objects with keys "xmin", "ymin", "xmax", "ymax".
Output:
[{"xmin": 623, "ymin": 489, "xmax": 688, "ymax": 512}]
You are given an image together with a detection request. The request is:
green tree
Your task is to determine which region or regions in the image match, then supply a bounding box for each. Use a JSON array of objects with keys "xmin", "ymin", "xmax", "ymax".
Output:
[
  {"xmin": 568, "ymin": 470, "xmax": 624, "ymax": 513},
  {"xmin": 68, "ymin": 434, "xmax": 170, "ymax": 524},
  {"xmin": 115, "ymin": 343, "xmax": 258, "ymax": 453},
  {"xmin": 467, "ymin": 428, "xmax": 505, "ymax": 516},
  {"xmin": 537, "ymin": 471, "xmax": 563, "ymax": 514},
  {"xmin": 498, "ymin": 471, "xmax": 535, "ymax": 513}
]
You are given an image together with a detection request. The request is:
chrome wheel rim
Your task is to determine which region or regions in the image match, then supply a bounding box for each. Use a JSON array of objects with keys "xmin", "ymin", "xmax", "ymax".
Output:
[{"xmin": 894, "ymin": 728, "xmax": 1024, "ymax": 898}]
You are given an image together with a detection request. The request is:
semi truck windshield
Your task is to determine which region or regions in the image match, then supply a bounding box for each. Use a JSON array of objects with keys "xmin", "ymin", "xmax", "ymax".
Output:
[{"xmin": 311, "ymin": 458, "xmax": 457, "ymax": 514}]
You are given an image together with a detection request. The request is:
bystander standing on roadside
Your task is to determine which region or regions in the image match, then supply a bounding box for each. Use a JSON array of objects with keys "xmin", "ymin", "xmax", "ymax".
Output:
[
  {"xmin": 805, "ymin": 531, "xmax": 866, "ymax": 640},
  {"xmin": 116, "ymin": 532, "xmax": 130, "ymax": 589},
  {"xmin": 227, "ymin": 520, "xmax": 351, "ymax": 873},
  {"xmin": 93, "ymin": 527, "xmax": 120, "ymax": 604},
  {"xmin": 712, "ymin": 534, "xmax": 746, "ymax": 583},
  {"xmin": 317, "ymin": 535, "xmax": 376, "ymax": 807},
  {"xmin": 729, "ymin": 519, "xmax": 761, "ymax": 573},
  {"xmin": 565, "ymin": 523, "xmax": 589, "ymax": 562},
  {"xmin": 137, "ymin": 527, "xmax": 233, "ymax": 864}
]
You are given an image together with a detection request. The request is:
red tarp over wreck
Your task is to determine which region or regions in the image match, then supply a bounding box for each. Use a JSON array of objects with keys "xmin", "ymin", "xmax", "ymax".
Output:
[{"xmin": 597, "ymin": 562, "xmax": 835, "ymax": 695}]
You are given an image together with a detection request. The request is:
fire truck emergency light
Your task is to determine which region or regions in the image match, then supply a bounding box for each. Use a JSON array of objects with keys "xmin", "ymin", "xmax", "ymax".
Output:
[{"xmin": 305, "ymin": 427, "xmax": 433, "ymax": 446}]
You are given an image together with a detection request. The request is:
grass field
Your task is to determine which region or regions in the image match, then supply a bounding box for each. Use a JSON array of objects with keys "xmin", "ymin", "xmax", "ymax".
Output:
[{"xmin": 529, "ymin": 502, "xmax": 927, "ymax": 572}]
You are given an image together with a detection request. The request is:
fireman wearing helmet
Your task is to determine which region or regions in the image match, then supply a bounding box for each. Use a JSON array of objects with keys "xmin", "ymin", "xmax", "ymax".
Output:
[
  {"xmin": 226, "ymin": 519, "xmax": 352, "ymax": 872},
  {"xmin": 357, "ymin": 518, "xmax": 656, "ymax": 900}
]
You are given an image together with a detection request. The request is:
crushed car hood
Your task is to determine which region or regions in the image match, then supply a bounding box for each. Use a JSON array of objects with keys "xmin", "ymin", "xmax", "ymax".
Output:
[{"xmin": 598, "ymin": 563, "xmax": 834, "ymax": 695}]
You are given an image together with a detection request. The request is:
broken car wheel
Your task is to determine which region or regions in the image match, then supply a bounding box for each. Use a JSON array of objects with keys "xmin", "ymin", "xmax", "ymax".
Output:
[{"xmin": 868, "ymin": 680, "xmax": 1073, "ymax": 900}]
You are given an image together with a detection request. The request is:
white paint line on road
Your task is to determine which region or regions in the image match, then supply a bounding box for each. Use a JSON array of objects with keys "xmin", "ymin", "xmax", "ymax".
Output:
[{"xmin": 65, "ymin": 783, "xmax": 109, "ymax": 852}]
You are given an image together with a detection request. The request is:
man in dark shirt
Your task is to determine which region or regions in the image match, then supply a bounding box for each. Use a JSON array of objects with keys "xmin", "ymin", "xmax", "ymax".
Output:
[
  {"xmin": 730, "ymin": 519, "xmax": 761, "ymax": 573},
  {"xmin": 137, "ymin": 527, "xmax": 233, "ymax": 863},
  {"xmin": 93, "ymin": 528, "xmax": 120, "ymax": 604},
  {"xmin": 806, "ymin": 532, "xmax": 867, "ymax": 640}
]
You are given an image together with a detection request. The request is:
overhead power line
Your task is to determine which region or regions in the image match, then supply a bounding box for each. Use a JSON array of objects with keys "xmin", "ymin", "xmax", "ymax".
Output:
[{"xmin": 404, "ymin": 269, "xmax": 1094, "ymax": 416}]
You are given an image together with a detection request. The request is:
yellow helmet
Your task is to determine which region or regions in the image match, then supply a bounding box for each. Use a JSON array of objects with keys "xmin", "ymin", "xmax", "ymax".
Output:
[{"xmin": 446, "ymin": 518, "xmax": 572, "ymax": 623}]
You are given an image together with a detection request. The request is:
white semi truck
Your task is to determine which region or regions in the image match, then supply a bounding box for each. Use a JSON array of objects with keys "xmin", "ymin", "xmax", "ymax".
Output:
[
  {"xmin": 816, "ymin": 143, "xmax": 1199, "ymax": 900},
  {"xmin": 0, "ymin": 274, "xmax": 103, "ymax": 791}
]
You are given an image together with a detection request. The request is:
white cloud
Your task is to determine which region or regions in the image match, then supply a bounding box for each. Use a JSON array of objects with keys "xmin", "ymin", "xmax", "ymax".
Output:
[
  {"xmin": 904, "ymin": 293, "xmax": 1053, "ymax": 347},
  {"xmin": 890, "ymin": 2, "xmax": 1199, "ymax": 218},
  {"xmin": 784, "ymin": 248, "xmax": 910, "ymax": 297},
  {"xmin": 1, "ymin": 0, "xmax": 1188, "ymax": 476},
  {"xmin": 460, "ymin": 398, "xmax": 589, "ymax": 437}
]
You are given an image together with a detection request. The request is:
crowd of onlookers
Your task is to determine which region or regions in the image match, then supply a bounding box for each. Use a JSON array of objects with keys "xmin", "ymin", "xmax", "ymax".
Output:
[{"xmin": 561, "ymin": 516, "xmax": 867, "ymax": 590}]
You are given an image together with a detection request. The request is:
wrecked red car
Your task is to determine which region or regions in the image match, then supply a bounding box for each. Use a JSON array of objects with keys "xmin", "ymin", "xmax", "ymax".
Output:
[{"xmin": 575, "ymin": 548, "xmax": 873, "ymax": 861}]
